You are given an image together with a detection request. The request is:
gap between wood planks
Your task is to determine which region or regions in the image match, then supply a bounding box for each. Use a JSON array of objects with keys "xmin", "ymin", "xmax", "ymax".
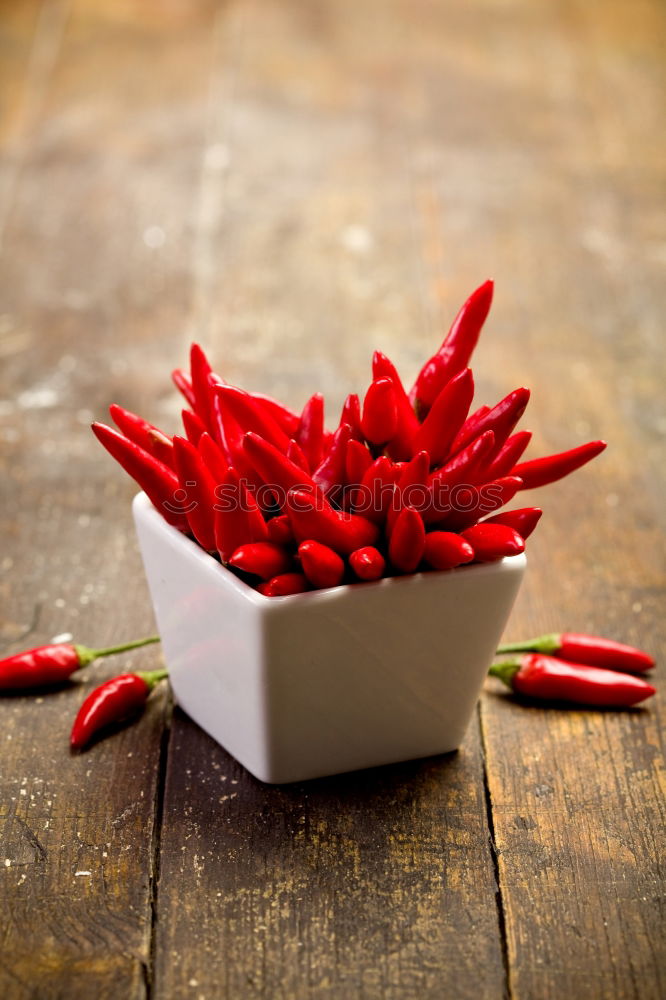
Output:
[{"xmin": 144, "ymin": 702, "xmax": 174, "ymax": 1000}]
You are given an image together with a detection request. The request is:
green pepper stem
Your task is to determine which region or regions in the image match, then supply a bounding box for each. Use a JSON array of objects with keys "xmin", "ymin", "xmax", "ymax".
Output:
[
  {"xmin": 496, "ymin": 632, "xmax": 561, "ymax": 655},
  {"xmin": 488, "ymin": 659, "xmax": 522, "ymax": 688},
  {"xmin": 74, "ymin": 635, "xmax": 161, "ymax": 668},
  {"xmin": 137, "ymin": 668, "xmax": 169, "ymax": 691}
]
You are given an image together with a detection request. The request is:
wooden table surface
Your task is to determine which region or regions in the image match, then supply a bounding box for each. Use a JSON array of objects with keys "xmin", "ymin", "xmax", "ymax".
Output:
[{"xmin": 1, "ymin": 1, "xmax": 664, "ymax": 997}]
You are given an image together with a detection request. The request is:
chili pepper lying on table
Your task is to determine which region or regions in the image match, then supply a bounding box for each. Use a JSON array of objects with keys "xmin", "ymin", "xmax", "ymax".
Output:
[
  {"xmin": 496, "ymin": 632, "xmax": 654, "ymax": 673},
  {"xmin": 489, "ymin": 654, "xmax": 656, "ymax": 708},
  {"xmin": 70, "ymin": 668, "xmax": 168, "ymax": 750},
  {"xmin": 0, "ymin": 636, "xmax": 160, "ymax": 691}
]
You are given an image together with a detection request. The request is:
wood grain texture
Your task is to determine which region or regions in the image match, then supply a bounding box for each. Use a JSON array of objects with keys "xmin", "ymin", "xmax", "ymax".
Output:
[
  {"xmin": 0, "ymin": 0, "xmax": 664, "ymax": 997},
  {"xmin": 0, "ymin": 1, "xmax": 217, "ymax": 997}
]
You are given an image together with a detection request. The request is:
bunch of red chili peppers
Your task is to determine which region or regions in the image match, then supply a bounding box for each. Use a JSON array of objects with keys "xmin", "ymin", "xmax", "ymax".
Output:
[{"xmin": 91, "ymin": 280, "xmax": 607, "ymax": 595}]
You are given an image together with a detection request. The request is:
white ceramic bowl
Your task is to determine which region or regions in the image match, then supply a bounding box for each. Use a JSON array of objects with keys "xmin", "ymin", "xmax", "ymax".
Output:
[{"xmin": 133, "ymin": 492, "xmax": 526, "ymax": 783}]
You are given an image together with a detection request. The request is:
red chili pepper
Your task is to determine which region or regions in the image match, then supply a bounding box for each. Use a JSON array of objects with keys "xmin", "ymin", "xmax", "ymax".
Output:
[
  {"xmin": 424, "ymin": 430, "xmax": 496, "ymax": 523},
  {"xmin": 92, "ymin": 422, "xmax": 189, "ymax": 532},
  {"xmin": 297, "ymin": 393, "xmax": 325, "ymax": 471},
  {"xmin": 339, "ymin": 393, "xmax": 363, "ymax": 441},
  {"xmin": 423, "ymin": 532, "xmax": 475, "ymax": 570},
  {"xmin": 361, "ymin": 377, "xmax": 398, "ymax": 446},
  {"xmin": 214, "ymin": 467, "xmax": 263, "ymax": 562},
  {"xmin": 349, "ymin": 546, "xmax": 386, "ymax": 582},
  {"xmin": 482, "ymin": 506, "xmax": 542, "ymax": 540},
  {"xmin": 496, "ymin": 632, "xmax": 654, "ymax": 673},
  {"xmin": 461, "ymin": 522, "xmax": 525, "ymax": 561},
  {"xmin": 482, "ymin": 430, "xmax": 532, "ymax": 481},
  {"xmin": 413, "ymin": 368, "xmax": 474, "ymax": 466},
  {"xmin": 189, "ymin": 343, "xmax": 216, "ymax": 434},
  {"xmin": 355, "ymin": 455, "xmax": 397, "ymax": 524},
  {"xmin": 313, "ymin": 423, "xmax": 352, "ymax": 499},
  {"xmin": 287, "ymin": 438, "xmax": 310, "ymax": 472},
  {"xmin": 298, "ymin": 540, "xmax": 345, "ymax": 589},
  {"xmin": 109, "ymin": 404, "xmax": 175, "ymax": 469},
  {"xmin": 0, "ymin": 636, "xmax": 159, "ymax": 690},
  {"xmin": 243, "ymin": 432, "xmax": 320, "ymax": 508},
  {"xmin": 489, "ymin": 655, "xmax": 656, "ymax": 708},
  {"xmin": 410, "ymin": 280, "xmax": 494, "ymax": 414},
  {"xmin": 171, "ymin": 368, "xmax": 197, "ymax": 410},
  {"xmin": 229, "ymin": 542, "xmax": 292, "ymax": 580},
  {"xmin": 287, "ymin": 490, "xmax": 379, "ymax": 555},
  {"xmin": 388, "ymin": 506, "xmax": 425, "ymax": 573},
  {"xmin": 453, "ymin": 386, "xmax": 530, "ymax": 459},
  {"xmin": 449, "ymin": 405, "xmax": 491, "ymax": 454},
  {"xmin": 266, "ymin": 514, "xmax": 295, "ymax": 546},
  {"xmin": 173, "ymin": 435, "xmax": 218, "ymax": 551},
  {"xmin": 250, "ymin": 392, "xmax": 301, "ymax": 438},
  {"xmin": 211, "ymin": 389, "xmax": 255, "ymax": 476},
  {"xmin": 512, "ymin": 440, "xmax": 607, "ymax": 490},
  {"xmin": 197, "ymin": 432, "xmax": 229, "ymax": 483},
  {"xmin": 372, "ymin": 352, "xmax": 419, "ymax": 460},
  {"xmin": 345, "ymin": 439, "xmax": 373, "ymax": 483},
  {"xmin": 213, "ymin": 384, "xmax": 291, "ymax": 452},
  {"xmin": 441, "ymin": 475, "xmax": 523, "ymax": 532},
  {"xmin": 257, "ymin": 573, "xmax": 309, "ymax": 597},
  {"xmin": 387, "ymin": 450, "xmax": 430, "ymax": 533},
  {"xmin": 181, "ymin": 408, "xmax": 207, "ymax": 446},
  {"xmin": 70, "ymin": 668, "xmax": 168, "ymax": 750}
]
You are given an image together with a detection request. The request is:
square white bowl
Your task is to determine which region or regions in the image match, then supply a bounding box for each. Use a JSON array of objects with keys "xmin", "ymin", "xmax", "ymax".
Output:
[{"xmin": 133, "ymin": 492, "xmax": 526, "ymax": 783}]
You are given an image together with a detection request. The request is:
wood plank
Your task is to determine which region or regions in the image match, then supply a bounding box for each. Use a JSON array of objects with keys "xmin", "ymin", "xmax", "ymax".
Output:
[
  {"xmin": 154, "ymin": 712, "xmax": 504, "ymax": 1000},
  {"xmin": 153, "ymin": 1, "xmax": 506, "ymax": 996},
  {"xmin": 0, "ymin": 2, "xmax": 218, "ymax": 996},
  {"xmin": 475, "ymin": 0, "xmax": 666, "ymax": 997}
]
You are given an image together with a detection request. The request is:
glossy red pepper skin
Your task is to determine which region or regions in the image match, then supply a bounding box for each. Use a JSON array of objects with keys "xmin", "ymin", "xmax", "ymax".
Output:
[
  {"xmin": 214, "ymin": 467, "xmax": 260, "ymax": 563},
  {"xmin": 173, "ymin": 435, "xmax": 218, "ymax": 551},
  {"xmin": 423, "ymin": 532, "xmax": 474, "ymax": 571},
  {"xmin": 387, "ymin": 450, "xmax": 430, "ymax": 533},
  {"xmin": 496, "ymin": 632, "xmax": 655, "ymax": 673},
  {"xmin": 453, "ymin": 387, "xmax": 530, "ymax": 459},
  {"xmin": 257, "ymin": 573, "xmax": 309, "ymax": 597},
  {"xmin": 441, "ymin": 475, "xmax": 523, "ymax": 532},
  {"xmin": 92, "ymin": 422, "xmax": 189, "ymax": 532},
  {"xmin": 189, "ymin": 343, "xmax": 216, "ymax": 435},
  {"xmin": 349, "ymin": 546, "xmax": 386, "ymax": 582},
  {"xmin": 298, "ymin": 540, "xmax": 345, "ymax": 589},
  {"xmin": 109, "ymin": 404, "xmax": 174, "ymax": 469},
  {"xmin": 287, "ymin": 438, "xmax": 310, "ymax": 472},
  {"xmin": 410, "ymin": 279, "xmax": 493, "ymax": 414},
  {"xmin": 339, "ymin": 393, "xmax": 363, "ymax": 442},
  {"xmin": 70, "ymin": 668, "xmax": 168, "ymax": 750},
  {"xmin": 250, "ymin": 392, "xmax": 301, "ymax": 438},
  {"xmin": 513, "ymin": 440, "xmax": 607, "ymax": 490},
  {"xmin": 243, "ymin": 432, "xmax": 320, "ymax": 507},
  {"xmin": 461, "ymin": 522, "xmax": 525, "ymax": 561},
  {"xmin": 313, "ymin": 424, "xmax": 352, "ymax": 499},
  {"xmin": 355, "ymin": 456, "xmax": 397, "ymax": 524},
  {"xmin": 413, "ymin": 368, "xmax": 474, "ymax": 467},
  {"xmin": 361, "ymin": 377, "xmax": 398, "ymax": 446},
  {"xmin": 197, "ymin": 432, "xmax": 229, "ymax": 484},
  {"xmin": 171, "ymin": 368, "xmax": 197, "ymax": 410},
  {"xmin": 229, "ymin": 542, "xmax": 292, "ymax": 580},
  {"xmin": 483, "ymin": 430, "xmax": 532, "ymax": 481},
  {"xmin": 287, "ymin": 490, "xmax": 379, "ymax": 555},
  {"xmin": 372, "ymin": 352, "xmax": 419, "ymax": 459},
  {"xmin": 482, "ymin": 506, "xmax": 542, "ymax": 540},
  {"xmin": 181, "ymin": 408, "xmax": 207, "ymax": 446},
  {"xmin": 214, "ymin": 384, "xmax": 291, "ymax": 452},
  {"xmin": 489, "ymin": 654, "xmax": 656, "ymax": 708},
  {"xmin": 389, "ymin": 506, "xmax": 426, "ymax": 573},
  {"xmin": 266, "ymin": 514, "xmax": 295, "ymax": 546},
  {"xmin": 297, "ymin": 394, "xmax": 325, "ymax": 471}
]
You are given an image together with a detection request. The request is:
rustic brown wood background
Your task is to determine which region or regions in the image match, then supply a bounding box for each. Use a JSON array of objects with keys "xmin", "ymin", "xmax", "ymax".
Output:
[{"xmin": 1, "ymin": 1, "xmax": 664, "ymax": 997}]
